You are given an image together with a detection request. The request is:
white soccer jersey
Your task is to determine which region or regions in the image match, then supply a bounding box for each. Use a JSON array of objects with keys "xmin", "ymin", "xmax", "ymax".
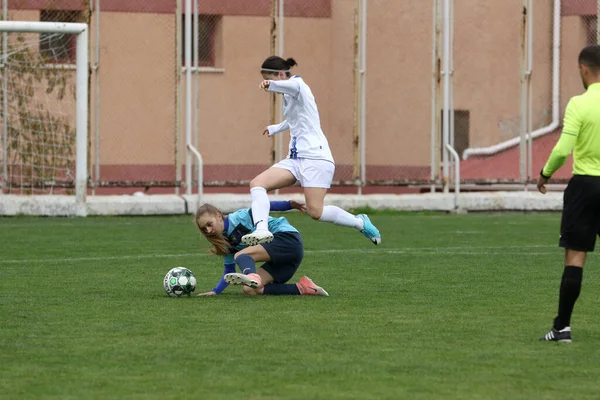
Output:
[{"xmin": 266, "ymin": 76, "xmax": 334, "ymax": 163}]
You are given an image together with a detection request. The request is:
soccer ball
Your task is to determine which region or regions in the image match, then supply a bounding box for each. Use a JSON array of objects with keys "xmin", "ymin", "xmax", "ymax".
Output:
[{"xmin": 163, "ymin": 267, "xmax": 197, "ymax": 297}]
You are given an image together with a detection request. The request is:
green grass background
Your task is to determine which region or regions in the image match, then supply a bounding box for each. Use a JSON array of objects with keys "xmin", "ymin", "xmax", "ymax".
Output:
[{"xmin": 1, "ymin": 211, "xmax": 600, "ymax": 399}]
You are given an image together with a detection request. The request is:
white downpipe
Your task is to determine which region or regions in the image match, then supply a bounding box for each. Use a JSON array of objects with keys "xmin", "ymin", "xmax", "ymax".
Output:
[
  {"xmin": 441, "ymin": 0, "xmax": 451, "ymax": 192},
  {"xmin": 359, "ymin": 0, "xmax": 367, "ymax": 192},
  {"xmin": 193, "ymin": 0, "xmax": 198, "ymax": 153},
  {"xmin": 462, "ymin": 0, "xmax": 560, "ymax": 160},
  {"xmin": 445, "ymin": 143, "xmax": 460, "ymax": 210},
  {"xmin": 187, "ymin": 144, "xmax": 203, "ymax": 207},
  {"xmin": 184, "ymin": 0, "xmax": 192, "ymax": 195}
]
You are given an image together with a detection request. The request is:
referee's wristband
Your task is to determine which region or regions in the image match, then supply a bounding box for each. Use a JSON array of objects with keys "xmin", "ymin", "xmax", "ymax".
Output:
[{"xmin": 540, "ymin": 168, "xmax": 551, "ymax": 179}]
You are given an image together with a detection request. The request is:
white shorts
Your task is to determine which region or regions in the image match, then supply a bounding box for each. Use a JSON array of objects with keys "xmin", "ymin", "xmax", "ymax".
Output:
[{"xmin": 272, "ymin": 158, "xmax": 335, "ymax": 189}]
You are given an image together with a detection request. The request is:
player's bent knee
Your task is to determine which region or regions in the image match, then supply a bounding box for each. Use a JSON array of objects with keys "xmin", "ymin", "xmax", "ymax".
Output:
[
  {"xmin": 307, "ymin": 206, "xmax": 323, "ymax": 220},
  {"xmin": 234, "ymin": 250, "xmax": 257, "ymax": 260},
  {"xmin": 249, "ymin": 177, "xmax": 266, "ymax": 189}
]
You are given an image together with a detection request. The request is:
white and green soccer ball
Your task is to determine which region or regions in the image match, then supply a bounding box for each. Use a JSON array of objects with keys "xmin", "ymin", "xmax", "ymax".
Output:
[{"xmin": 163, "ymin": 267, "xmax": 197, "ymax": 297}]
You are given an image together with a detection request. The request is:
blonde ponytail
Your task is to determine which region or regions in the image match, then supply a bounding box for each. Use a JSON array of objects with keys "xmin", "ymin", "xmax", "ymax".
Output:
[{"xmin": 194, "ymin": 204, "xmax": 232, "ymax": 256}]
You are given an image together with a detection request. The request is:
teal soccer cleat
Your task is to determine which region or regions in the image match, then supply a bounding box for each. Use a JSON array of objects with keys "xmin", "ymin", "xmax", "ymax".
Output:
[{"xmin": 357, "ymin": 214, "xmax": 381, "ymax": 245}]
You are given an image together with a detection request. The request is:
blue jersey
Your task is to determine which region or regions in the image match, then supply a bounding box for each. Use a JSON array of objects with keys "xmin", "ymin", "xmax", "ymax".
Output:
[
  {"xmin": 210, "ymin": 201, "xmax": 298, "ymax": 294},
  {"xmin": 222, "ymin": 208, "xmax": 298, "ymax": 264}
]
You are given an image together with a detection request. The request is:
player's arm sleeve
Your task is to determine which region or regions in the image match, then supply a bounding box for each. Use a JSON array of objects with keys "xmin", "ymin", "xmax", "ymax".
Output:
[
  {"xmin": 270, "ymin": 200, "xmax": 292, "ymax": 211},
  {"xmin": 541, "ymin": 99, "xmax": 581, "ymax": 178},
  {"xmin": 267, "ymin": 80, "xmax": 301, "ymax": 97},
  {"xmin": 212, "ymin": 262, "xmax": 236, "ymax": 294},
  {"xmin": 267, "ymin": 120, "xmax": 290, "ymax": 136}
]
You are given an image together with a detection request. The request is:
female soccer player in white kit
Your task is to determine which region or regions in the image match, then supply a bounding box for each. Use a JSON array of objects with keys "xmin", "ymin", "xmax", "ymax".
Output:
[{"xmin": 241, "ymin": 56, "xmax": 381, "ymax": 247}]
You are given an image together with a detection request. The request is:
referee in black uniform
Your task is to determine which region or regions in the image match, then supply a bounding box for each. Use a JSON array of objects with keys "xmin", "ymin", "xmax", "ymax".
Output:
[{"xmin": 537, "ymin": 44, "xmax": 600, "ymax": 342}]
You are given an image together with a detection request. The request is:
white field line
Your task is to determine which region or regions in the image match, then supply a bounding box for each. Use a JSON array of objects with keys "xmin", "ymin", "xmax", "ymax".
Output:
[{"xmin": 0, "ymin": 245, "xmax": 560, "ymax": 265}]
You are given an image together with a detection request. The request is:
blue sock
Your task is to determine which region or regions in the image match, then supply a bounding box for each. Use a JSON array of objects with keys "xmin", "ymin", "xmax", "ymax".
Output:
[
  {"xmin": 263, "ymin": 284, "xmax": 300, "ymax": 295},
  {"xmin": 235, "ymin": 254, "xmax": 256, "ymax": 275}
]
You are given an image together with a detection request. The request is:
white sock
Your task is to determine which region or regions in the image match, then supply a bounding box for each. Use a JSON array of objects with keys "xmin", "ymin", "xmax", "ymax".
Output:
[
  {"xmin": 318, "ymin": 205, "xmax": 363, "ymax": 229},
  {"xmin": 250, "ymin": 187, "xmax": 270, "ymax": 231}
]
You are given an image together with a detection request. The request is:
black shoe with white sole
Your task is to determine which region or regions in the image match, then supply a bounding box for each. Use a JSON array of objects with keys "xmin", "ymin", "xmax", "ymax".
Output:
[{"xmin": 539, "ymin": 326, "xmax": 572, "ymax": 343}]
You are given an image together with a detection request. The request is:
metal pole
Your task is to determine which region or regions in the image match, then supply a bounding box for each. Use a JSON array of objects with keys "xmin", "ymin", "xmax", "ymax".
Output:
[
  {"xmin": 277, "ymin": 0, "xmax": 283, "ymax": 163},
  {"xmin": 519, "ymin": 0, "xmax": 528, "ymax": 184},
  {"xmin": 359, "ymin": 0, "xmax": 367, "ymax": 194},
  {"xmin": 441, "ymin": 0, "xmax": 450, "ymax": 193},
  {"xmin": 184, "ymin": 0, "xmax": 192, "ymax": 195},
  {"xmin": 187, "ymin": 144, "xmax": 203, "ymax": 207},
  {"xmin": 193, "ymin": 0, "xmax": 199, "ymax": 193},
  {"xmin": 75, "ymin": 26, "xmax": 89, "ymax": 216},
  {"xmin": 446, "ymin": 143, "xmax": 460, "ymax": 211},
  {"xmin": 449, "ymin": 0, "xmax": 454, "ymax": 151},
  {"xmin": 448, "ymin": 0, "xmax": 455, "ymax": 187},
  {"xmin": 175, "ymin": 0, "xmax": 182, "ymax": 194},
  {"xmin": 353, "ymin": 0, "xmax": 360, "ymax": 189},
  {"xmin": 430, "ymin": 0, "xmax": 436, "ymax": 193},
  {"xmin": 274, "ymin": 0, "xmax": 284, "ymax": 195},
  {"xmin": 1, "ymin": 0, "xmax": 7, "ymax": 194},
  {"xmin": 526, "ymin": 0, "xmax": 533, "ymax": 186},
  {"xmin": 269, "ymin": 0, "xmax": 277, "ymax": 168},
  {"xmin": 93, "ymin": 0, "xmax": 100, "ymax": 195},
  {"xmin": 431, "ymin": 0, "xmax": 442, "ymax": 193}
]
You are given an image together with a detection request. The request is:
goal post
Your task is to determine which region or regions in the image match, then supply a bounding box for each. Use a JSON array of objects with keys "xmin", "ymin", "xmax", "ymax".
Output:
[{"xmin": 0, "ymin": 21, "xmax": 88, "ymax": 216}]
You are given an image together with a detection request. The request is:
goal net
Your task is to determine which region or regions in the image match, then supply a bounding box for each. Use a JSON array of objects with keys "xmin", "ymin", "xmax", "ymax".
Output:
[{"xmin": 0, "ymin": 21, "xmax": 88, "ymax": 214}]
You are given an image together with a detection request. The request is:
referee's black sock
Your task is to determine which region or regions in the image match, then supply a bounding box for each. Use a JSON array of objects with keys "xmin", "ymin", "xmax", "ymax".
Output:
[{"xmin": 553, "ymin": 266, "xmax": 583, "ymax": 330}]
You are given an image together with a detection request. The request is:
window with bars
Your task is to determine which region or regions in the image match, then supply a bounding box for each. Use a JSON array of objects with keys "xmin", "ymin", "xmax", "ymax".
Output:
[
  {"xmin": 181, "ymin": 15, "xmax": 222, "ymax": 67},
  {"xmin": 582, "ymin": 15, "xmax": 598, "ymax": 45}
]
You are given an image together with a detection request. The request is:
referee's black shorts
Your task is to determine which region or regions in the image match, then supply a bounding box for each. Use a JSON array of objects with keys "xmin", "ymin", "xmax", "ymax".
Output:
[{"xmin": 559, "ymin": 175, "xmax": 600, "ymax": 252}]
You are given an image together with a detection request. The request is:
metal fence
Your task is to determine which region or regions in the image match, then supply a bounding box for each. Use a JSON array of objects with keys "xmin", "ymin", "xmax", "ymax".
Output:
[{"xmin": 0, "ymin": 0, "xmax": 598, "ymax": 196}]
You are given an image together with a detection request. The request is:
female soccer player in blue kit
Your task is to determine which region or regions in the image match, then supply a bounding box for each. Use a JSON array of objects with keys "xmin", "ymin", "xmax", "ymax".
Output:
[
  {"xmin": 194, "ymin": 201, "xmax": 329, "ymax": 297},
  {"xmin": 241, "ymin": 56, "xmax": 382, "ymax": 248}
]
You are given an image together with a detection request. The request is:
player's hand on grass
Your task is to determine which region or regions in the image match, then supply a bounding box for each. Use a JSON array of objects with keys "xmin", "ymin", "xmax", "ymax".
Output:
[
  {"xmin": 537, "ymin": 175, "xmax": 549, "ymax": 194},
  {"xmin": 197, "ymin": 291, "xmax": 217, "ymax": 296},
  {"xmin": 259, "ymin": 80, "xmax": 271, "ymax": 90},
  {"xmin": 290, "ymin": 200, "xmax": 307, "ymax": 214}
]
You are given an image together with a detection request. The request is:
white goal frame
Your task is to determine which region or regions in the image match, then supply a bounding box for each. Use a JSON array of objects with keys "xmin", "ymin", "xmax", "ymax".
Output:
[{"xmin": 0, "ymin": 21, "xmax": 88, "ymax": 216}]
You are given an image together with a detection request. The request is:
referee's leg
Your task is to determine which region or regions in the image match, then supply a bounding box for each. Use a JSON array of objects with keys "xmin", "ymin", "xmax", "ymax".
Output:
[{"xmin": 540, "ymin": 176, "xmax": 600, "ymax": 342}]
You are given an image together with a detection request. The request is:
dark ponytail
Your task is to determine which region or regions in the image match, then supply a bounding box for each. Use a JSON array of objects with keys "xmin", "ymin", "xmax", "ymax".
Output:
[
  {"xmin": 284, "ymin": 58, "xmax": 298, "ymax": 69},
  {"xmin": 261, "ymin": 56, "xmax": 297, "ymax": 76}
]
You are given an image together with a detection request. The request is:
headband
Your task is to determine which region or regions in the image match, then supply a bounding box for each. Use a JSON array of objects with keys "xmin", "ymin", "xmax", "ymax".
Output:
[{"xmin": 261, "ymin": 68, "xmax": 290, "ymax": 73}]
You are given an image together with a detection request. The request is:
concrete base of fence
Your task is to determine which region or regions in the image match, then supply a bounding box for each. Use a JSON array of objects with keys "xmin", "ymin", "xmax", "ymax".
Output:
[{"xmin": 0, "ymin": 191, "xmax": 564, "ymax": 216}]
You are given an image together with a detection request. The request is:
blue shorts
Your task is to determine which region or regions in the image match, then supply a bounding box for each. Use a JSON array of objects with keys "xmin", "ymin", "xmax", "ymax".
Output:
[{"xmin": 260, "ymin": 232, "xmax": 304, "ymax": 283}]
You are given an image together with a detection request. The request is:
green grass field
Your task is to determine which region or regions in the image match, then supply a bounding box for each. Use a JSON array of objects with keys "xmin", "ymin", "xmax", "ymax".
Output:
[{"xmin": 2, "ymin": 211, "xmax": 600, "ymax": 400}]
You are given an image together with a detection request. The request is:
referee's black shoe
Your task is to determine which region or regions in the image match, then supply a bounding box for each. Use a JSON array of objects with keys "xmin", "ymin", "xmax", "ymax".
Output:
[{"xmin": 539, "ymin": 326, "xmax": 572, "ymax": 343}]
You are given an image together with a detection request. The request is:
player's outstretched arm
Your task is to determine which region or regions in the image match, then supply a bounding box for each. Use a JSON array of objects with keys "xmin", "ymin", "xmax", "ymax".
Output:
[
  {"xmin": 265, "ymin": 120, "xmax": 290, "ymax": 136},
  {"xmin": 269, "ymin": 200, "xmax": 306, "ymax": 214},
  {"xmin": 264, "ymin": 79, "xmax": 301, "ymax": 97},
  {"xmin": 198, "ymin": 262, "xmax": 236, "ymax": 296}
]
